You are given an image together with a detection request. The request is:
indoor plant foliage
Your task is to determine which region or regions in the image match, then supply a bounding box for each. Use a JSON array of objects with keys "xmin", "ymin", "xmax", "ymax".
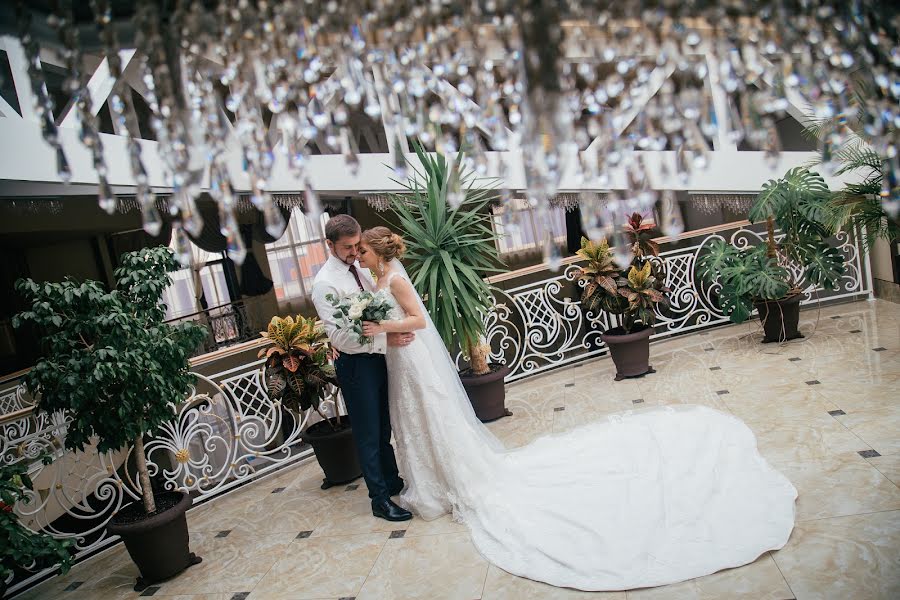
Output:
[
  {"xmin": 259, "ymin": 315, "xmax": 359, "ymax": 488},
  {"xmin": 696, "ymin": 167, "xmax": 845, "ymax": 339},
  {"xmin": 12, "ymin": 246, "xmax": 207, "ymax": 587},
  {"xmin": 258, "ymin": 315, "xmax": 339, "ymax": 424},
  {"xmin": 1, "ymin": 458, "xmax": 73, "ymax": 595},
  {"xmin": 575, "ymin": 213, "xmax": 669, "ymax": 380},
  {"xmin": 389, "ymin": 141, "xmax": 503, "ymax": 374},
  {"xmin": 389, "ymin": 141, "xmax": 509, "ymax": 420},
  {"xmin": 577, "ymin": 213, "xmax": 670, "ymax": 334}
]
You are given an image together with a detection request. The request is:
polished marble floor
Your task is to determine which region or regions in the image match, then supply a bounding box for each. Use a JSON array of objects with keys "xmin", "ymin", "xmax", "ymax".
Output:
[{"xmin": 16, "ymin": 298, "xmax": 900, "ymax": 600}]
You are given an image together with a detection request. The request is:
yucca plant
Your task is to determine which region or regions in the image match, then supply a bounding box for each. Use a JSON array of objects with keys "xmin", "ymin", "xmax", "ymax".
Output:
[
  {"xmin": 696, "ymin": 167, "xmax": 845, "ymax": 323},
  {"xmin": 388, "ymin": 140, "xmax": 503, "ymax": 375},
  {"xmin": 258, "ymin": 315, "xmax": 339, "ymax": 426}
]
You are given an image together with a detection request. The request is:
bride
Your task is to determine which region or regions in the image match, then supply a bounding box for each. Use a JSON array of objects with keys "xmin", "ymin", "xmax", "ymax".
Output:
[{"xmin": 356, "ymin": 226, "xmax": 797, "ymax": 591}]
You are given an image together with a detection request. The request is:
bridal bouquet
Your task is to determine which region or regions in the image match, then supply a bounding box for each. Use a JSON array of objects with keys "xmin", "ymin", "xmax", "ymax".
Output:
[{"xmin": 325, "ymin": 289, "xmax": 394, "ymax": 344}]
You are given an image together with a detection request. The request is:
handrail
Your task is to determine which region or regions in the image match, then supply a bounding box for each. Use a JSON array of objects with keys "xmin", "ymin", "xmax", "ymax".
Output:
[{"xmin": 486, "ymin": 219, "xmax": 753, "ymax": 284}]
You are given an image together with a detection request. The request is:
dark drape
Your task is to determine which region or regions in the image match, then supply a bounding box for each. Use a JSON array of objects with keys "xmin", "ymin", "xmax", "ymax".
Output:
[
  {"xmin": 565, "ymin": 205, "xmax": 585, "ymax": 254},
  {"xmin": 239, "ymin": 224, "xmax": 274, "ymax": 296}
]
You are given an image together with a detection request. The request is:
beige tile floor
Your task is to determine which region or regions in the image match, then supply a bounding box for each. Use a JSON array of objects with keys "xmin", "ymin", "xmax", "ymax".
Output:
[{"xmin": 15, "ymin": 298, "xmax": 900, "ymax": 600}]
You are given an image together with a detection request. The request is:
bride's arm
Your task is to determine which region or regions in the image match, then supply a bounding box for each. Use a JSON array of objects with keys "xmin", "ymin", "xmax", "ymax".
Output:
[{"xmin": 361, "ymin": 277, "xmax": 426, "ymax": 335}]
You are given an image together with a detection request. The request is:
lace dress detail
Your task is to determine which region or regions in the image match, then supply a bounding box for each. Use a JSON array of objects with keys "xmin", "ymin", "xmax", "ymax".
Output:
[{"xmin": 379, "ymin": 271, "xmax": 797, "ymax": 591}]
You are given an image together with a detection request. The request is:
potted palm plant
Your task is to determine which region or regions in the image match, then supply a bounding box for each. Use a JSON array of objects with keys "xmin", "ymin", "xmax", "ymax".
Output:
[
  {"xmin": 1, "ymin": 458, "xmax": 73, "ymax": 599},
  {"xmin": 696, "ymin": 167, "xmax": 846, "ymax": 342},
  {"xmin": 12, "ymin": 246, "xmax": 207, "ymax": 591},
  {"xmin": 576, "ymin": 213, "xmax": 670, "ymax": 381},
  {"xmin": 389, "ymin": 141, "xmax": 509, "ymax": 422},
  {"xmin": 258, "ymin": 315, "xmax": 359, "ymax": 489}
]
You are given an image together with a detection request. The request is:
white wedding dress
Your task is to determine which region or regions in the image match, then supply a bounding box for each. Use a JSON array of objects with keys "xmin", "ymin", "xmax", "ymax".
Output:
[{"xmin": 380, "ymin": 265, "xmax": 797, "ymax": 591}]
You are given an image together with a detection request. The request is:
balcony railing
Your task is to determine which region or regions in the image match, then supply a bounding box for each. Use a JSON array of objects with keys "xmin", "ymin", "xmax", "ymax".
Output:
[
  {"xmin": 166, "ymin": 296, "xmax": 268, "ymax": 356},
  {"xmin": 0, "ymin": 221, "xmax": 872, "ymax": 596}
]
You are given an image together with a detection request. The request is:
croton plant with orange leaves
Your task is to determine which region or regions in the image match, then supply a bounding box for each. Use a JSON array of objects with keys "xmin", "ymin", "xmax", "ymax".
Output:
[
  {"xmin": 258, "ymin": 315, "xmax": 340, "ymax": 425},
  {"xmin": 575, "ymin": 213, "xmax": 670, "ymax": 334}
]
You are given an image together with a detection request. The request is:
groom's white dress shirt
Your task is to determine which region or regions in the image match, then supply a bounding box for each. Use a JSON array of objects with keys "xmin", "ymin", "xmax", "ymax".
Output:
[{"xmin": 311, "ymin": 254, "xmax": 387, "ymax": 355}]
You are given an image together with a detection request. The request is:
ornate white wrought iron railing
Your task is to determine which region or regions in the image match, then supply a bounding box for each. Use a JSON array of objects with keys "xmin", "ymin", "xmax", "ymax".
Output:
[
  {"xmin": 0, "ymin": 360, "xmax": 338, "ymax": 596},
  {"xmin": 472, "ymin": 222, "xmax": 871, "ymax": 381},
  {"xmin": 0, "ymin": 221, "xmax": 871, "ymax": 595}
]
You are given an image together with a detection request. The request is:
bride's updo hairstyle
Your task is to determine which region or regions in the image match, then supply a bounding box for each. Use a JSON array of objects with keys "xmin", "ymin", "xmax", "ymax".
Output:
[{"xmin": 363, "ymin": 226, "xmax": 406, "ymax": 261}]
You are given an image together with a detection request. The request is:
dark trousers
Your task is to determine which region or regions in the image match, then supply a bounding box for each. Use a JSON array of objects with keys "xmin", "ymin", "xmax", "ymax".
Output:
[{"xmin": 334, "ymin": 352, "xmax": 402, "ymax": 503}]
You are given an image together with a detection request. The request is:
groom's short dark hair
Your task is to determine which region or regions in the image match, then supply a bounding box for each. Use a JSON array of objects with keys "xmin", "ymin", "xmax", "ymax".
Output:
[{"xmin": 325, "ymin": 214, "xmax": 361, "ymax": 243}]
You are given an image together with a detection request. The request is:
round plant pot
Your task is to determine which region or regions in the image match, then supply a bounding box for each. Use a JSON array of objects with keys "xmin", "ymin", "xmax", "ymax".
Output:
[
  {"xmin": 754, "ymin": 294, "xmax": 803, "ymax": 343},
  {"xmin": 460, "ymin": 364, "xmax": 512, "ymax": 423},
  {"xmin": 600, "ymin": 326, "xmax": 655, "ymax": 381},
  {"xmin": 107, "ymin": 491, "xmax": 201, "ymax": 591},
  {"xmin": 301, "ymin": 416, "xmax": 362, "ymax": 489}
]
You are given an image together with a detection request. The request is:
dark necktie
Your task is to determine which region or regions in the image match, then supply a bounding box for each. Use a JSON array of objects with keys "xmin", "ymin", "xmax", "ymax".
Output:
[{"xmin": 348, "ymin": 264, "xmax": 365, "ymax": 291}]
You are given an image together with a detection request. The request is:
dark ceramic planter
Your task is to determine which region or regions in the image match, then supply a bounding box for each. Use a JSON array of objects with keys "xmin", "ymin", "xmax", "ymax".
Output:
[
  {"xmin": 301, "ymin": 416, "xmax": 362, "ymax": 489},
  {"xmin": 460, "ymin": 364, "xmax": 512, "ymax": 423},
  {"xmin": 754, "ymin": 294, "xmax": 803, "ymax": 343},
  {"xmin": 601, "ymin": 326, "xmax": 655, "ymax": 381},
  {"xmin": 107, "ymin": 491, "xmax": 201, "ymax": 591}
]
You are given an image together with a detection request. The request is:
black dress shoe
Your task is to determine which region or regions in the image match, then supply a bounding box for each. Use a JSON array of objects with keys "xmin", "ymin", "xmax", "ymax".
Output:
[{"xmin": 372, "ymin": 498, "xmax": 412, "ymax": 522}]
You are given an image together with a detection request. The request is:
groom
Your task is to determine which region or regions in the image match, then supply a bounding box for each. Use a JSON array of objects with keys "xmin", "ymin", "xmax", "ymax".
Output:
[{"xmin": 311, "ymin": 214, "xmax": 413, "ymax": 522}]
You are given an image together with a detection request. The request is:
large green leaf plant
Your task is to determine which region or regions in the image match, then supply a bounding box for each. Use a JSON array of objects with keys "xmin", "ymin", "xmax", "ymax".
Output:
[
  {"xmin": 696, "ymin": 167, "xmax": 845, "ymax": 323},
  {"xmin": 13, "ymin": 246, "xmax": 207, "ymax": 515},
  {"xmin": 388, "ymin": 141, "xmax": 503, "ymax": 375}
]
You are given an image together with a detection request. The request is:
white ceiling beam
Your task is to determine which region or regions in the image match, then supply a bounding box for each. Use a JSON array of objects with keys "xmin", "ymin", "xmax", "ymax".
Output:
[
  {"xmin": 58, "ymin": 49, "xmax": 137, "ymax": 128},
  {"xmin": 0, "ymin": 93, "xmax": 19, "ymax": 119}
]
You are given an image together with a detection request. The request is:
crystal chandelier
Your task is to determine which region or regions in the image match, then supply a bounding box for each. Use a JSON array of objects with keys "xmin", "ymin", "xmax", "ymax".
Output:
[{"xmin": 7, "ymin": 1, "xmax": 899, "ymax": 267}]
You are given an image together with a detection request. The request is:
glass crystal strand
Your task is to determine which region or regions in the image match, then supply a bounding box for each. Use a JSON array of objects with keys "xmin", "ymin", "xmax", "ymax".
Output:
[
  {"xmin": 52, "ymin": 0, "xmax": 118, "ymax": 212},
  {"xmin": 17, "ymin": 5, "xmax": 70, "ymax": 181},
  {"xmin": 303, "ymin": 179, "xmax": 323, "ymax": 225},
  {"xmin": 579, "ymin": 191, "xmax": 608, "ymax": 242},
  {"xmin": 91, "ymin": 0, "xmax": 162, "ymax": 234},
  {"xmin": 660, "ymin": 190, "xmax": 685, "ymax": 236},
  {"xmin": 210, "ymin": 162, "xmax": 246, "ymax": 265},
  {"xmin": 171, "ymin": 221, "xmax": 193, "ymax": 267}
]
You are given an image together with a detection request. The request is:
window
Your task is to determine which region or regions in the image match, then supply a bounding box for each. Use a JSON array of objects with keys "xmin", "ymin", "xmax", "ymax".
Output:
[
  {"xmin": 162, "ymin": 244, "xmax": 231, "ymax": 321},
  {"xmin": 266, "ymin": 209, "xmax": 331, "ymax": 302},
  {"xmin": 491, "ymin": 197, "xmax": 568, "ymax": 257}
]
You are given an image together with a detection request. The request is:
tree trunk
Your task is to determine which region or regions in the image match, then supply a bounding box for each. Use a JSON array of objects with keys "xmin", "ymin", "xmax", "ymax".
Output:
[
  {"xmin": 468, "ymin": 341, "xmax": 491, "ymax": 376},
  {"xmin": 766, "ymin": 215, "xmax": 777, "ymax": 260},
  {"xmin": 133, "ymin": 435, "xmax": 156, "ymax": 514}
]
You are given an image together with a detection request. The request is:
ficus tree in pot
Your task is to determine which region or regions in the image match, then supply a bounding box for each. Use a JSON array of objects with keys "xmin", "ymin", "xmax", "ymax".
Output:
[
  {"xmin": 258, "ymin": 315, "xmax": 359, "ymax": 487},
  {"xmin": 575, "ymin": 213, "xmax": 670, "ymax": 380},
  {"xmin": 12, "ymin": 246, "xmax": 207, "ymax": 589},
  {"xmin": 696, "ymin": 167, "xmax": 845, "ymax": 342},
  {"xmin": 388, "ymin": 141, "xmax": 509, "ymax": 421}
]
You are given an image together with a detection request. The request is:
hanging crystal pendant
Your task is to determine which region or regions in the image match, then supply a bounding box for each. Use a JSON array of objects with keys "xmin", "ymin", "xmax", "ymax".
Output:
[
  {"xmin": 263, "ymin": 198, "xmax": 287, "ymax": 239},
  {"xmin": 303, "ymin": 179, "xmax": 323, "ymax": 225},
  {"xmin": 610, "ymin": 228, "xmax": 633, "ymax": 269},
  {"xmin": 180, "ymin": 192, "xmax": 205, "ymax": 237},
  {"xmin": 660, "ymin": 190, "xmax": 685, "ymax": 236},
  {"xmin": 138, "ymin": 186, "xmax": 163, "ymax": 237},
  {"xmin": 219, "ymin": 206, "xmax": 246, "ymax": 265},
  {"xmin": 542, "ymin": 230, "xmax": 563, "ymax": 272},
  {"xmin": 392, "ymin": 135, "xmax": 407, "ymax": 179},
  {"xmin": 579, "ymin": 191, "xmax": 607, "ymax": 241},
  {"xmin": 56, "ymin": 147, "xmax": 72, "ymax": 183},
  {"xmin": 172, "ymin": 222, "xmax": 193, "ymax": 267},
  {"xmin": 97, "ymin": 178, "xmax": 117, "ymax": 214}
]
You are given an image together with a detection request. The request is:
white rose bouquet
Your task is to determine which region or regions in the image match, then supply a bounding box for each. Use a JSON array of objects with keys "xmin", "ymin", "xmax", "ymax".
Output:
[{"xmin": 325, "ymin": 289, "xmax": 394, "ymax": 344}]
